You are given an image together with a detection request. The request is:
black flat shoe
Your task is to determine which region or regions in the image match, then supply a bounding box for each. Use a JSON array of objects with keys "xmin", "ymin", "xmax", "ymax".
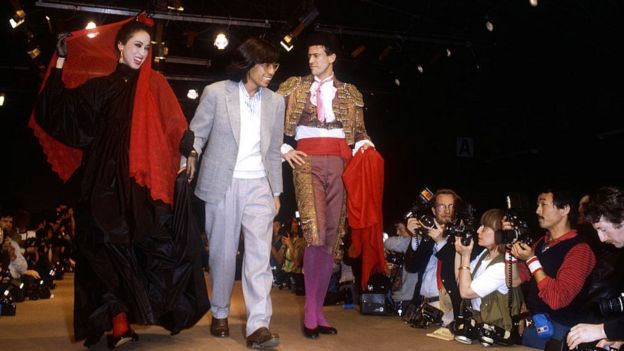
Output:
[
  {"xmin": 318, "ymin": 325, "xmax": 338, "ymax": 335},
  {"xmin": 303, "ymin": 326, "xmax": 319, "ymax": 339},
  {"xmin": 106, "ymin": 330, "xmax": 139, "ymax": 349}
]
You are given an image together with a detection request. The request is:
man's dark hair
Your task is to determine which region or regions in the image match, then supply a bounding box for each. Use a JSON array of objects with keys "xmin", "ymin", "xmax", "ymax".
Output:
[
  {"xmin": 226, "ymin": 37, "xmax": 279, "ymax": 82},
  {"xmin": 306, "ymin": 32, "xmax": 339, "ymax": 56},
  {"xmin": 584, "ymin": 186, "xmax": 624, "ymax": 226},
  {"xmin": 539, "ymin": 187, "xmax": 578, "ymax": 225},
  {"xmin": 115, "ymin": 20, "xmax": 153, "ymax": 49}
]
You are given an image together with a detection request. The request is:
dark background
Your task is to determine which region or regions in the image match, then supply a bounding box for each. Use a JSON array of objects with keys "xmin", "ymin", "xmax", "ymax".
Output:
[{"xmin": 1, "ymin": 0, "xmax": 623, "ymax": 228}]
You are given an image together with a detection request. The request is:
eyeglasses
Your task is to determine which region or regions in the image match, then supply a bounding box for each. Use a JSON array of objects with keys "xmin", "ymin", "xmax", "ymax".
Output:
[
  {"xmin": 260, "ymin": 62, "xmax": 280, "ymax": 71},
  {"xmin": 434, "ymin": 204, "xmax": 455, "ymax": 211}
]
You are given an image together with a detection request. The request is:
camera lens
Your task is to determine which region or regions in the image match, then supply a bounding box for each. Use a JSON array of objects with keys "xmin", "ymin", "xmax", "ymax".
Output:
[{"xmin": 599, "ymin": 293, "xmax": 624, "ymax": 316}]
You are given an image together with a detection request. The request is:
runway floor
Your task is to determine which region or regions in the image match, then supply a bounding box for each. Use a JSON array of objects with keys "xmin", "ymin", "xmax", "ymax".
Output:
[{"xmin": 0, "ymin": 273, "xmax": 535, "ymax": 350}]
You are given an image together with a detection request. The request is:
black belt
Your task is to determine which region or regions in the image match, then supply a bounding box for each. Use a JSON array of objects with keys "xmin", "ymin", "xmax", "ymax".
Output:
[{"xmin": 420, "ymin": 296, "xmax": 439, "ymax": 303}]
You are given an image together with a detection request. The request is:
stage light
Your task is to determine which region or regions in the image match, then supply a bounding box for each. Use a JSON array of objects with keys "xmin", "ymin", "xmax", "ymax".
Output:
[
  {"xmin": 167, "ymin": 0, "xmax": 184, "ymax": 11},
  {"xmin": 417, "ymin": 65, "xmax": 423, "ymax": 73},
  {"xmin": 214, "ymin": 33, "xmax": 228, "ymax": 50},
  {"xmin": 446, "ymin": 48, "xmax": 452, "ymax": 57},
  {"xmin": 394, "ymin": 78, "xmax": 400, "ymax": 87},
  {"xmin": 279, "ymin": 39, "xmax": 294, "ymax": 52},
  {"xmin": 85, "ymin": 21, "xmax": 97, "ymax": 38},
  {"xmin": 530, "ymin": 0, "xmax": 538, "ymax": 7},
  {"xmin": 0, "ymin": 93, "xmax": 5, "ymax": 106},
  {"xmin": 351, "ymin": 44, "xmax": 366, "ymax": 58},
  {"xmin": 187, "ymin": 89, "xmax": 198, "ymax": 99},
  {"xmin": 279, "ymin": 7, "xmax": 319, "ymax": 52},
  {"xmin": 9, "ymin": 9, "xmax": 26, "ymax": 29},
  {"xmin": 378, "ymin": 45, "xmax": 392, "ymax": 61},
  {"xmin": 27, "ymin": 47, "xmax": 41, "ymax": 59},
  {"xmin": 485, "ymin": 19, "xmax": 494, "ymax": 32}
]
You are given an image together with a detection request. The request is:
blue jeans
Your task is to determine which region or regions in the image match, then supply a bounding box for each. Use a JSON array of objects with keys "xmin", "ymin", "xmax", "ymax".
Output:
[{"xmin": 522, "ymin": 319, "xmax": 570, "ymax": 349}]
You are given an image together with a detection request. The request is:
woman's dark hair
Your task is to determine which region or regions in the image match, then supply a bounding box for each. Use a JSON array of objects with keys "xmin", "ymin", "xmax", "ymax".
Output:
[
  {"xmin": 226, "ymin": 37, "xmax": 279, "ymax": 82},
  {"xmin": 114, "ymin": 20, "xmax": 153, "ymax": 49},
  {"xmin": 480, "ymin": 208, "xmax": 506, "ymax": 253}
]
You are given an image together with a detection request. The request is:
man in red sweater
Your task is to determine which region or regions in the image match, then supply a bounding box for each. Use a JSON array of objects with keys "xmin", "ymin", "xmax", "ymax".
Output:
[{"xmin": 512, "ymin": 188, "xmax": 596, "ymax": 349}]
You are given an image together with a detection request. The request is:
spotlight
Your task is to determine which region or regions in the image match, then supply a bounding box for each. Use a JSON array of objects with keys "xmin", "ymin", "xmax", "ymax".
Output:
[
  {"xmin": 485, "ymin": 19, "xmax": 494, "ymax": 32},
  {"xmin": 187, "ymin": 89, "xmax": 198, "ymax": 99},
  {"xmin": 167, "ymin": 0, "xmax": 184, "ymax": 11},
  {"xmin": 214, "ymin": 33, "xmax": 228, "ymax": 50},
  {"xmin": 0, "ymin": 93, "xmax": 5, "ymax": 106},
  {"xmin": 378, "ymin": 45, "xmax": 392, "ymax": 61},
  {"xmin": 9, "ymin": 9, "xmax": 26, "ymax": 29},
  {"xmin": 27, "ymin": 46, "xmax": 41, "ymax": 59},
  {"xmin": 446, "ymin": 48, "xmax": 452, "ymax": 57},
  {"xmin": 529, "ymin": 0, "xmax": 538, "ymax": 7},
  {"xmin": 85, "ymin": 21, "xmax": 97, "ymax": 38},
  {"xmin": 280, "ymin": 7, "xmax": 319, "ymax": 52},
  {"xmin": 351, "ymin": 44, "xmax": 366, "ymax": 58},
  {"xmin": 394, "ymin": 78, "xmax": 400, "ymax": 87},
  {"xmin": 279, "ymin": 39, "xmax": 294, "ymax": 52},
  {"xmin": 417, "ymin": 65, "xmax": 423, "ymax": 73}
]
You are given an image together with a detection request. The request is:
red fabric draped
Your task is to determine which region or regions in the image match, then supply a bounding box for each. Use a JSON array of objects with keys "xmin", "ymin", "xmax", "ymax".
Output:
[
  {"xmin": 342, "ymin": 148, "xmax": 387, "ymax": 289},
  {"xmin": 28, "ymin": 15, "xmax": 186, "ymax": 205}
]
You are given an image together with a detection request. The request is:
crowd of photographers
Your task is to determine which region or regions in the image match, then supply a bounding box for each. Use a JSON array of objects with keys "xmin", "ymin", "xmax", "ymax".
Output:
[
  {"xmin": 2, "ymin": 186, "xmax": 623, "ymax": 351},
  {"xmin": 382, "ymin": 186, "xmax": 624, "ymax": 350},
  {"xmin": 0, "ymin": 204, "xmax": 75, "ymax": 316}
]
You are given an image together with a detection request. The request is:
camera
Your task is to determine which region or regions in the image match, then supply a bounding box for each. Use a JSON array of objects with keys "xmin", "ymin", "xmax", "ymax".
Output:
[
  {"xmin": 453, "ymin": 314, "xmax": 478, "ymax": 344},
  {"xmin": 445, "ymin": 201, "xmax": 477, "ymax": 246},
  {"xmin": 403, "ymin": 187, "xmax": 435, "ymax": 240},
  {"xmin": 495, "ymin": 209, "xmax": 532, "ymax": 245},
  {"xmin": 478, "ymin": 323, "xmax": 514, "ymax": 347},
  {"xmin": 407, "ymin": 301, "xmax": 444, "ymax": 328},
  {"xmin": 0, "ymin": 288, "xmax": 17, "ymax": 316},
  {"xmin": 598, "ymin": 292, "xmax": 624, "ymax": 316}
]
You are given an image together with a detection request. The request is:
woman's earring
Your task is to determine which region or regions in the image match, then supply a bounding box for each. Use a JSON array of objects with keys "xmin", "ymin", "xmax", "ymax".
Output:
[{"xmin": 119, "ymin": 50, "xmax": 123, "ymax": 63}]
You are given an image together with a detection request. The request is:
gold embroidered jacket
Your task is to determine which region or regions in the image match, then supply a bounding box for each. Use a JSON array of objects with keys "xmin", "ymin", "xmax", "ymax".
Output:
[{"xmin": 276, "ymin": 75, "xmax": 369, "ymax": 145}]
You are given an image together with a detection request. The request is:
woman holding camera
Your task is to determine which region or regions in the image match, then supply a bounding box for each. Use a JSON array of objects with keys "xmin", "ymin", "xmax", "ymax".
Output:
[{"xmin": 454, "ymin": 209, "xmax": 523, "ymax": 346}]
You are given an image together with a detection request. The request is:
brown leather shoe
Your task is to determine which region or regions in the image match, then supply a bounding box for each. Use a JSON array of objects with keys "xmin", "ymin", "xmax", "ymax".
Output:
[
  {"xmin": 210, "ymin": 317, "xmax": 229, "ymax": 337},
  {"xmin": 246, "ymin": 327, "xmax": 280, "ymax": 349}
]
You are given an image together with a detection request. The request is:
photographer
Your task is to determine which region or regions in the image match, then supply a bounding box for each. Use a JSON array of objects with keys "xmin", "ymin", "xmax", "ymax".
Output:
[
  {"xmin": 511, "ymin": 188, "xmax": 596, "ymax": 349},
  {"xmin": 404, "ymin": 189, "xmax": 462, "ymax": 327},
  {"xmin": 384, "ymin": 221, "xmax": 419, "ymax": 307},
  {"xmin": 1, "ymin": 237, "xmax": 40, "ymax": 280},
  {"xmin": 454, "ymin": 209, "xmax": 523, "ymax": 345},
  {"xmin": 567, "ymin": 186, "xmax": 624, "ymax": 350}
]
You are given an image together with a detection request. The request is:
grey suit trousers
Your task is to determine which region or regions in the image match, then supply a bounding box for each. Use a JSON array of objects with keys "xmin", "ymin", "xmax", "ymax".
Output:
[{"xmin": 205, "ymin": 177, "xmax": 275, "ymax": 336}]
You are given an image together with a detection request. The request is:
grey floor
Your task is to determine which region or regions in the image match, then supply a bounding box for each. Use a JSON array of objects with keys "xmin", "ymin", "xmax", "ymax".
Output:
[{"xmin": 0, "ymin": 273, "xmax": 536, "ymax": 350}]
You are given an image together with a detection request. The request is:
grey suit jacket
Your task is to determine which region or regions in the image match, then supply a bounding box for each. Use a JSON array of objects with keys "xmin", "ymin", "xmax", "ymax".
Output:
[{"xmin": 189, "ymin": 80, "xmax": 285, "ymax": 204}]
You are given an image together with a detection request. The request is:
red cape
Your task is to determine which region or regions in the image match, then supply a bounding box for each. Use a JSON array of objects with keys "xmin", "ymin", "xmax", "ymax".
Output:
[
  {"xmin": 343, "ymin": 148, "xmax": 387, "ymax": 289},
  {"xmin": 28, "ymin": 15, "xmax": 186, "ymax": 206}
]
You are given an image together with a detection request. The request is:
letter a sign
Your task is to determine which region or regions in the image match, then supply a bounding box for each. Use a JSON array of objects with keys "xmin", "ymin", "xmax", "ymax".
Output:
[{"xmin": 456, "ymin": 137, "xmax": 474, "ymax": 158}]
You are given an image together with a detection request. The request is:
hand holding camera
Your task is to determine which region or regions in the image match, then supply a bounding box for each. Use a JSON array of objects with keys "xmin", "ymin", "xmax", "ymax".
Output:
[{"xmin": 455, "ymin": 234, "xmax": 474, "ymax": 257}]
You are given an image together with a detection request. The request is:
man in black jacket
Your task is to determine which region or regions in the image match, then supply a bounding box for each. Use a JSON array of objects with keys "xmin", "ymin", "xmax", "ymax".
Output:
[
  {"xmin": 567, "ymin": 186, "xmax": 624, "ymax": 350},
  {"xmin": 404, "ymin": 189, "xmax": 463, "ymax": 327}
]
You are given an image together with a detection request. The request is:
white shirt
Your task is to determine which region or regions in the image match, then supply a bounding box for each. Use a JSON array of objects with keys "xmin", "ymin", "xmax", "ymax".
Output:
[
  {"xmin": 469, "ymin": 250, "xmax": 508, "ymax": 311},
  {"xmin": 234, "ymin": 81, "xmax": 265, "ymax": 179}
]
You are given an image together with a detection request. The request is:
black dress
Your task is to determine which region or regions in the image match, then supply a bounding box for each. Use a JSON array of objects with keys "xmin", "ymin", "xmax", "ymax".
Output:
[{"xmin": 35, "ymin": 63, "xmax": 209, "ymax": 344}]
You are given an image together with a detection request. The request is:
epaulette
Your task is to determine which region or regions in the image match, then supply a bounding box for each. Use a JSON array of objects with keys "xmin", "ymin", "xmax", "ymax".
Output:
[
  {"xmin": 344, "ymin": 83, "xmax": 364, "ymax": 107},
  {"xmin": 276, "ymin": 76, "xmax": 301, "ymax": 96}
]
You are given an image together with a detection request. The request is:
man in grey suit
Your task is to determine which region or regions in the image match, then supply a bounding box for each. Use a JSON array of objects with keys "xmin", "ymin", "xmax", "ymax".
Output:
[{"xmin": 184, "ymin": 37, "xmax": 284, "ymax": 349}]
